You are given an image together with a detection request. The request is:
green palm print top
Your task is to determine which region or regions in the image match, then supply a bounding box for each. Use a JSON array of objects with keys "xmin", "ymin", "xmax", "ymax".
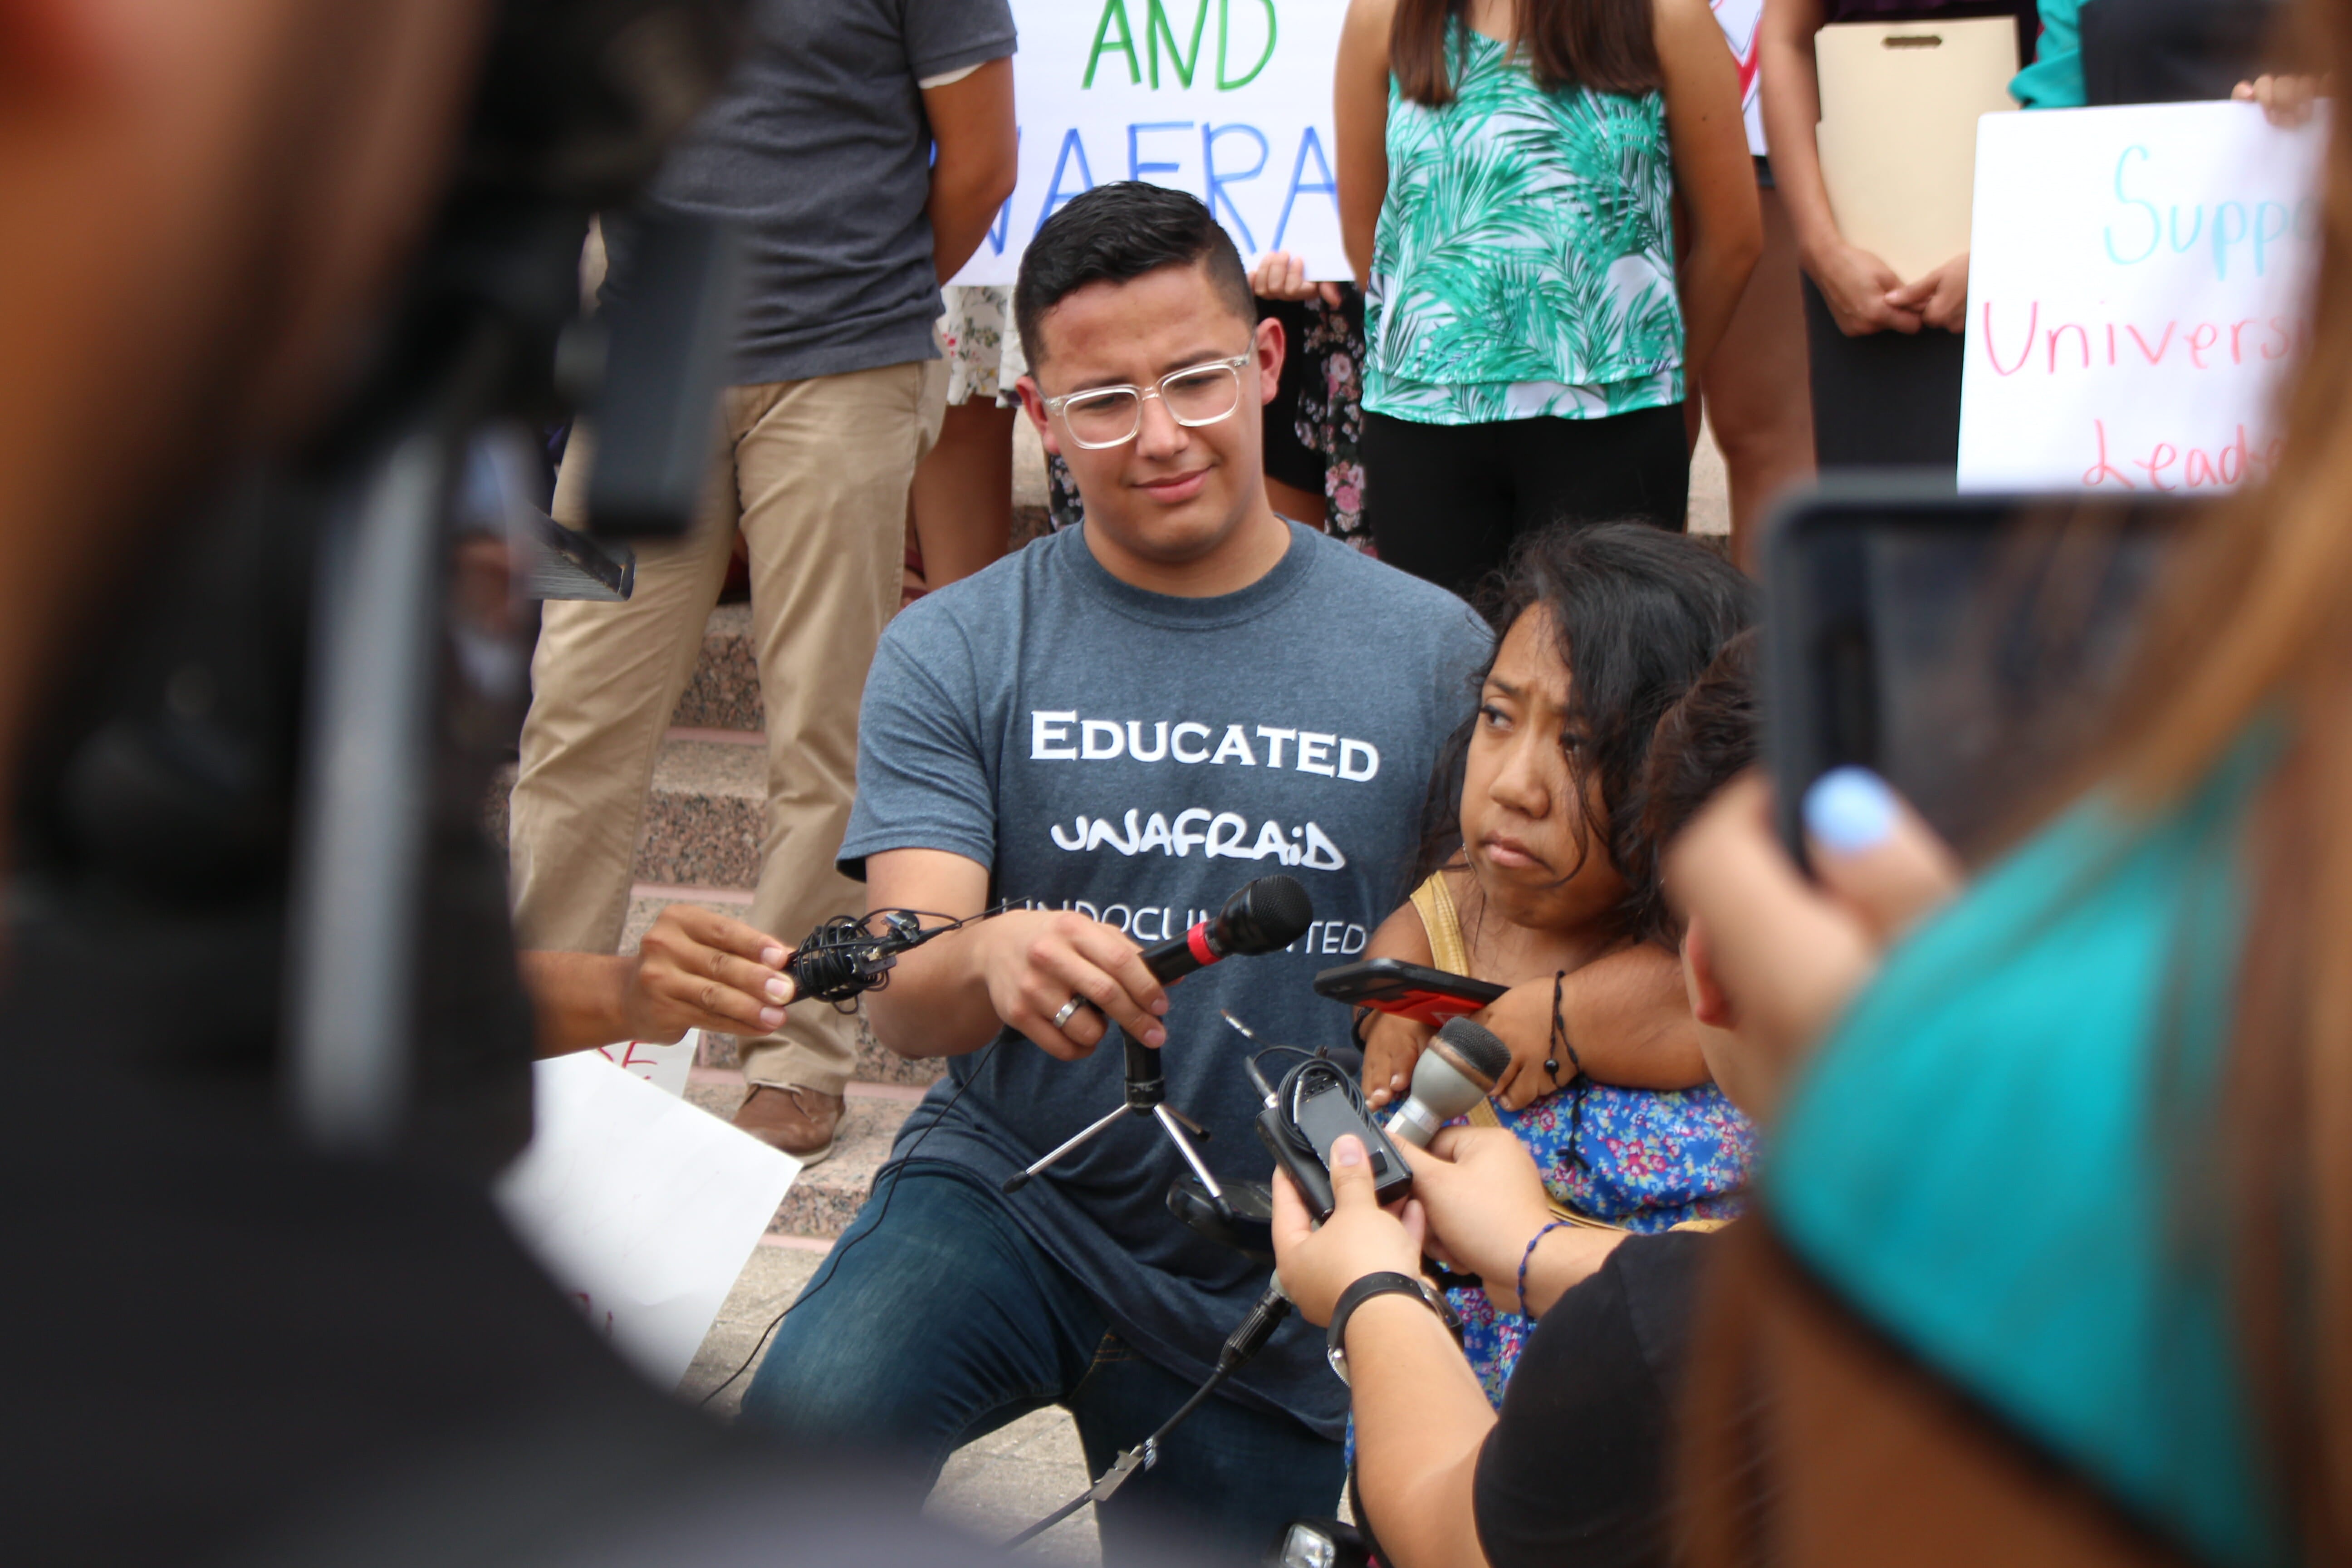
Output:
[{"xmin": 1364, "ymin": 24, "xmax": 1683, "ymax": 425}]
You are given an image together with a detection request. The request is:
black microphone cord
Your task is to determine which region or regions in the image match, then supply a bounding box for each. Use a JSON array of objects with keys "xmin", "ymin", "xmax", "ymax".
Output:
[
  {"xmin": 698, "ymin": 904, "xmax": 1021, "ymax": 1406},
  {"xmin": 787, "ymin": 902, "xmax": 1011, "ymax": 1007},
  {"xmin": 695, "ymin": 1036, "xmax": 1000, "ymax": 1410},
  {"xmin": 1004, "ymin": 1276, "xmax": 1293, "ymax": 1549}
]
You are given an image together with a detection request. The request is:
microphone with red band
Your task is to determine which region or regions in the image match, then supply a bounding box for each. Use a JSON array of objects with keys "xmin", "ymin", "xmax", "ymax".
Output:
[{"xmin": 1140, "ymin": 875, "xmax": 1316, "ymax": 983}]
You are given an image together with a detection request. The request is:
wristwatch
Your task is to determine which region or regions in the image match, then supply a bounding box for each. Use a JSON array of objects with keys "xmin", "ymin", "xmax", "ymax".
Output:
[{"xmin": 1325, "ymin": 1271, "xmax": 1459, "ymax": 1386}]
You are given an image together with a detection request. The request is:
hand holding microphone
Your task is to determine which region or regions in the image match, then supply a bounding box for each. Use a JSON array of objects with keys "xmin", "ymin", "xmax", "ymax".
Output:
[
  {"xmin": 1383, "ymin": 1017, "xmax": 1512, "ymax": 1147},
  {"xmin": 982, "ymin": 875, "xmax": 1314, "ymax": 1061}
]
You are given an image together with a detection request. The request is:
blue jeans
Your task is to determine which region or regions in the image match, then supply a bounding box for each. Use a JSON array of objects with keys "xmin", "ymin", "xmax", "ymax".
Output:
[{"xmin": 741, "ymin": 1163, "xmax": 1344, "ymax": 1565}]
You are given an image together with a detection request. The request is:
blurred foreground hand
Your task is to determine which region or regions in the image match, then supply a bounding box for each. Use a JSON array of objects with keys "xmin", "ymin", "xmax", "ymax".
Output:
[{"xmin": 1664, "ymin": 769, "xmax": 1963, "ymax": 1104}]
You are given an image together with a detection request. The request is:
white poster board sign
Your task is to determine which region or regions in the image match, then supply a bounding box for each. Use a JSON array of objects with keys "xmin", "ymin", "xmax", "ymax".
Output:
[
  {"xmin": 1957, "ymin": 101, "xmax": 2325, "ymax": 493},
  {"xmin": 1711, "ymin": 0, "xmax": 1768, "ymax": 156},
  {"xmin": 588, "ymin": 1030, "xmax": 700, "ymax": 1099},
  {"xmin": 951, "ymin": 0, "xmax": 1348, "ymax": 285},
  {"xmin": 495, "ymin": 1052, "xmax": 798, "ymax": 1387},
  {"xmin": 953, "ymin": 0, "xmax": 1773, "ymax": 286}
]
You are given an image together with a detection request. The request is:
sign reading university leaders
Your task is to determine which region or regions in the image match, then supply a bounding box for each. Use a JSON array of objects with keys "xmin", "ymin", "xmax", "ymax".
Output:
[
  {"xmin": 1958, "ymin": 101, "xmax": 2327, "ymax": 493},
  {"xmin": 947, "ymin": 0, "xmax": 1350, "ymax": 286}
]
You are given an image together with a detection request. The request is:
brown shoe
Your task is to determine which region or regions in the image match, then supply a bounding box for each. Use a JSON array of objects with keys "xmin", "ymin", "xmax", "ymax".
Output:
[{"xmin": 732, "ymin": 1085, "xmax": 843, "ymax": 1165}]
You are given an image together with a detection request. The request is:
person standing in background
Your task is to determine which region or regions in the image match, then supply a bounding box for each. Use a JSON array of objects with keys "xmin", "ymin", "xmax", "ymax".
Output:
[
  {"xmin": 908, "ymin": 284, "xmax": 1021, "ymax": 597},
  {"xmin": 1759, "ymin": 0, "xmax": 2035, "ymax": 470},
  {"xmin": 2010, "ymin": 0, "xmax": 2286, "ymax": 106},
  {"xmin": 507, "ymin": 0, "xmax": 1018, "ymax": 1162},
  {"xmin": 1248, "ymin": 253, "xmax": 1375, "ymax": 546},
  {"xmin": 1699, "ymin": 153, "xmax": 1817, "ymax": 569},
  {"xmin": 1695, "ymin": 0, "xmax": 1818, "ymax": 569},
  {"xmin": 1338, "ymin": 0, "xmax": 1760, "ymax": 598}
]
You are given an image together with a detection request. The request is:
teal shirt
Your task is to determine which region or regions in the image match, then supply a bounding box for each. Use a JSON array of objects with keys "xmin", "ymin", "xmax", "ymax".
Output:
[
  {"xmin": 1364, "ymin": 25, "xmax": 1683, "ymax": 426},
  {"xmin": 2012, "ymin": 0, "xmax": 2088, "ymax": 106},
  {"xmin": 1766, "ymin": 735, "xmax": 2287, "ymax": 1566}
]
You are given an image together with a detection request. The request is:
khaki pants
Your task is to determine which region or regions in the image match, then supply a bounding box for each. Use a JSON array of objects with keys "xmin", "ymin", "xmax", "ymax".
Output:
[{"xmin": 510, "ymin": 359, "xmax": 946, "ymax": 1093}]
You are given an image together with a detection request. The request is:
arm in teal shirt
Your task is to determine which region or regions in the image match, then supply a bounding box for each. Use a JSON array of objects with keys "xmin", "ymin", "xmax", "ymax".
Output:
[{"xmin": 2011, "ymin": 0, "xmax": 2087, "ymax": 108}]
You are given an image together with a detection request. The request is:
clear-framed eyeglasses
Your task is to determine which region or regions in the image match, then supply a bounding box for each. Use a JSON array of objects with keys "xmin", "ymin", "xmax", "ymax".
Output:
[{"xmin": 1039, "ymin": 353, "xmax": 1252, "ymax": 450}]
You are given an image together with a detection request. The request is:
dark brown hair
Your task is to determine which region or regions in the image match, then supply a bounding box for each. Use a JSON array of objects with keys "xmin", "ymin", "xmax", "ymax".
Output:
[
  {"xmin": 1411, "ymin": 524, "xmax": 1754, "ymax": 942},
  {"xmin": 1013, "ymin": 181, "xmax": 1253, "ymax": 371},
  {"xmin": 1627, "ymin": 629, "xmax": 1757, "ymax": 946},
  {"xmin": 1390, "ymin": 0, "xmax": 1661, "ymax": 106}
]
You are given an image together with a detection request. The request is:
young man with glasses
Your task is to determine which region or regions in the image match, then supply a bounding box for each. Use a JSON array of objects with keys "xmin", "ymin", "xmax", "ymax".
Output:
[{"xmin": 741, "ymin": 183, "xmax": 1488, "ymax": 1564}]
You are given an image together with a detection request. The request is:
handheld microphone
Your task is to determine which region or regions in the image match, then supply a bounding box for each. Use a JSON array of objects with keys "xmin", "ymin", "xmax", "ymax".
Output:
[
  {"xmin": 1385, "ymin": 1017, "xmax": 1512, "ymax": 1147},
  {"xmin": 1140, "ymin": 875, "xmax": 1314, "ymax": 983}
]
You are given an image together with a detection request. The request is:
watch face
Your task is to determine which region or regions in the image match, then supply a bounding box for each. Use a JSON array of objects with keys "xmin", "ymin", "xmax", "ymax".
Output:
[{"xmin": 1325, "ymin": 1344, "xmax": 1351, "ymax": 1387}]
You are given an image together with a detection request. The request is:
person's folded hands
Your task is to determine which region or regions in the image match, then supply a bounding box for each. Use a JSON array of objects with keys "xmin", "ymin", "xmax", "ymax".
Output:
[
  {"xmin": 1271, "ymin": 1134, "xmax": 1429, "ymax": 1327},
  {"xmin": 1884, "ymin": 252, "xmax": 1969, "ymax": 334},
  {"xmin": 1665, "ymin": 767, "xmax": 1963, "ymax": 1089}
]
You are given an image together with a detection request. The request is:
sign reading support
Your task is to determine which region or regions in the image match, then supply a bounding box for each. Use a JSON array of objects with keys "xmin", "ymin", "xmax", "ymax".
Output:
[
  {"xmin": 1958, "ymin": 101, "xmax": 2326, "ymax": 493},
  {"xmin": 950, "ymin": 0, "xmax": 1349, "ymax": 286}
]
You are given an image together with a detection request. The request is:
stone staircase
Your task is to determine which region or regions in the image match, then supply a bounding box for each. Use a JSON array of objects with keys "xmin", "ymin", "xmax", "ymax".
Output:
[{"xmin": 507, "ymin": 600, "xmax": 940, "ymax": 1245}]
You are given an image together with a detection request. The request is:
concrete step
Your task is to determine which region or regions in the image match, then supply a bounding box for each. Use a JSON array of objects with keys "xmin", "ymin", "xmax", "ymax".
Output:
[
  {"xmin": 685, "ymin": 1070, "xmax": 924, "ymax": 1239},
  {"xmin": 619, "ymin": 887, "xmax": 755, "ymax": 956},
  {"xmin": 670, "ymin": 602, "xmax": 762, "ymax": 734},
  {"xmin": 637, "ymin": 735, "xmax": 764, "ymax": 889},
  {"xmin": 485, "ymin": 735, "xmax": 762, "ymax": 891}
]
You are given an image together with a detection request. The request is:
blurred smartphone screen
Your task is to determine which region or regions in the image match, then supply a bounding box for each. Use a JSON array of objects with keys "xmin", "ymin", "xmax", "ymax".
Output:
[{"xmin": 1764, "ymin": 481, "xmax": 2193, "ymax": 864}]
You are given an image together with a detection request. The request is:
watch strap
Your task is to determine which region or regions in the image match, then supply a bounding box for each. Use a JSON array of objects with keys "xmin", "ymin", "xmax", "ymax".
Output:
[{"xmin": 1326, "ymin": 1270, "xmax": 1455, "ymax": 1374}]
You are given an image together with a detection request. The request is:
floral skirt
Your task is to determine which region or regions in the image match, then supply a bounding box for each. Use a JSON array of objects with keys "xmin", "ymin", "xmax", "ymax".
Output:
[
  {"xmin": 938, "ymin": 284, "xmax": 1018, "ymax": 408},
  {"xmin": 1448, "ymin": 1083, "xmax": 1754, "ymax": 1409}
]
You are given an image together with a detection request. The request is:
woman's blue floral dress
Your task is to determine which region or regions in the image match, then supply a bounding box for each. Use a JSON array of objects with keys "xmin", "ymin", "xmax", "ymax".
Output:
[{"xmin": 1449, "ymin": 1083, "xmax": 1754, "ymax": 1407}]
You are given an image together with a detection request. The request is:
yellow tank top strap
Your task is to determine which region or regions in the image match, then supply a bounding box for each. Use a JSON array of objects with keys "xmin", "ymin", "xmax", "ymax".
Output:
[
  {"xmin": 1407, "ymin": 870, "xmax": 1474, "ymax": 976},
  {"xmin": 1414, "ymin": 870, "xmax": 1658, "ymax": 1232}
]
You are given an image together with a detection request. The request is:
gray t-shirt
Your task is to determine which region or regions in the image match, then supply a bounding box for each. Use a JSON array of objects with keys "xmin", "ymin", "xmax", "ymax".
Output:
[
  {"xmin": 841, "ymin": 523, "xmax": 1490, "ymax": 1439},
  {"xmin": 602, "ymin": 0, "xmax": 1017, "ymax": 386}
]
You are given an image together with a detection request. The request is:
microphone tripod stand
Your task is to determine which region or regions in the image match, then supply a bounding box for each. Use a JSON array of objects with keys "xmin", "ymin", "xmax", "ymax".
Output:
[{"xmin": 1002, "ymin": 1031, "xmax": 1236, "ymax": 1221}]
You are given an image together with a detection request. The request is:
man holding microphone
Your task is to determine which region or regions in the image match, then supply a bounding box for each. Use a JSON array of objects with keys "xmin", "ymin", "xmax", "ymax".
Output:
[{"xmin": 740, "ymin": 182, "xmax": 1490, "ymax": 1564}]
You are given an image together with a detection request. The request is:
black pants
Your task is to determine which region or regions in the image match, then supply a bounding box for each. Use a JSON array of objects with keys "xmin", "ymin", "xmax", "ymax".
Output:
[
  {"xmin": 1363, "ymin": 403, "xmax": 1689, "ymax": 599},
  {"xmin": 1801, "ymin": 276, "xmax": 1965, "ymax": 471}
]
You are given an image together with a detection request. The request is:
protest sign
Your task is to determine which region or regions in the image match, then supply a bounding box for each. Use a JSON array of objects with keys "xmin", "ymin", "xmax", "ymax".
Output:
[
  {"xmin": 590, "ymin": 1030, "xmax": 698, "ymax": 1098},
  {"xmin": 951, "ymin": 0, "xmax": 1773, "ymax": 287},
  {"xmin": 1711, "ymin": 0, "xmax": 1767, "ymax": 155},
  {"xmin": 949, "ymin": 0, "xmax": 1347, "ymax": 285},
  {"xmin": 1958, "ymin": 101, "xmax": 2326, "ymax": 493},
  {"xmin": 495, "ymin": 1052, "xmax": 797, "ymax": 1387}
]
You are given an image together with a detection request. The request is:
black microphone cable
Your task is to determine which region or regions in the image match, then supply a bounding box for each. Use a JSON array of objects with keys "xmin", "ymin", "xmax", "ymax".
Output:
[
  {"xmin": 786, "ymin": 902, "xmax": 1010, "ymax": 1007},
  {"xmin": 1004, "ymin": 1276, "xmax": 1294, "ymax": 1548},
  {"xmin": 696, "ymin": 1036, "xmax": 1000, "ymax": 1408},
  {"xmin": 696, "ymin": 903, "xmax": 1012, "ymax": 1409}
]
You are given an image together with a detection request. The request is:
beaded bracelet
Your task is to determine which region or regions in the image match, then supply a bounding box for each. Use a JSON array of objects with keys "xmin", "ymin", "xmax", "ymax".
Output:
[{"xmin": 1517, "ymin": 1219, "xmax": 1574, "ymax": 1319}]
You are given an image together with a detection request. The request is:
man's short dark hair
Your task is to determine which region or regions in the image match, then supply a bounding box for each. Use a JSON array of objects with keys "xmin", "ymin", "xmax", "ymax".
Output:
[{"xmin": 1014, "ymin": 182, "xmax": 1254, "ymax": 370}]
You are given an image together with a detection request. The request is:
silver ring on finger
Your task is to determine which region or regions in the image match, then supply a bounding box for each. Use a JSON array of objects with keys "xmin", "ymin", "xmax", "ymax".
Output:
[{"xmin": 1051, "ymin": 995, "xmax": 1085, "ymax": 1031}]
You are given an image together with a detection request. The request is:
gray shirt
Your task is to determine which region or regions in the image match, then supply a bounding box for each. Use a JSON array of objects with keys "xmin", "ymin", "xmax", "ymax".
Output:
[
  {"xmin": 602, "ymin": 0, "xmax": 1017, "ymax": 386},
  {"xmin": 841, "ymin": 523, "xmax": 1490, "ymax": 1438}
]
